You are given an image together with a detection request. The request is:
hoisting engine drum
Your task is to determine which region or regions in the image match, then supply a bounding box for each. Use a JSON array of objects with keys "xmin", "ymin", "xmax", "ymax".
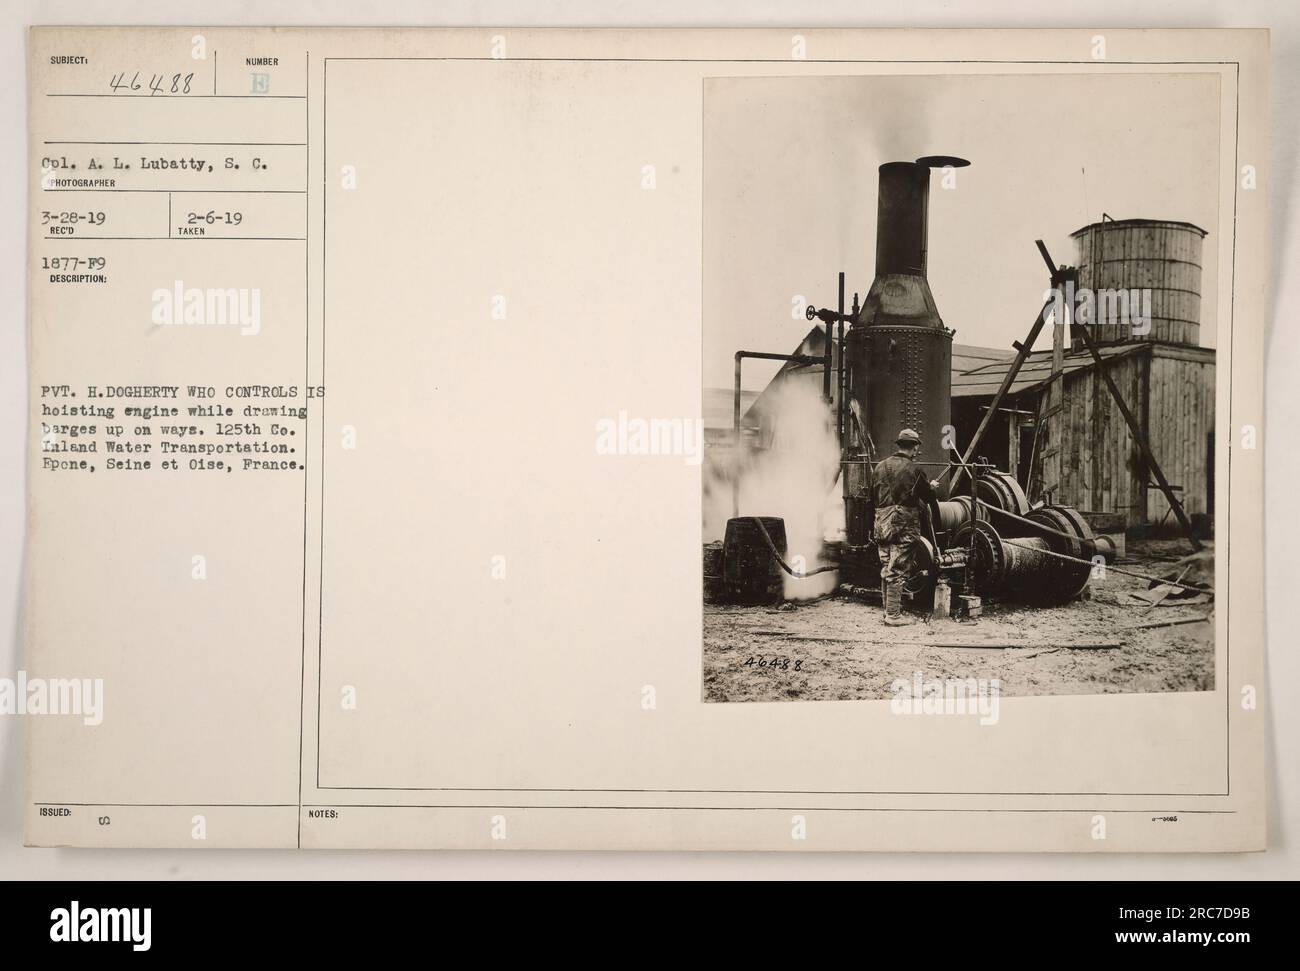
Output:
[
  {"xmin": 975, "ymin": 471, "xmax": 1031, "ymax": 517},
  {"xmin": 952, "ymin": 506, "xmax": 1095, "ymax": 605}
]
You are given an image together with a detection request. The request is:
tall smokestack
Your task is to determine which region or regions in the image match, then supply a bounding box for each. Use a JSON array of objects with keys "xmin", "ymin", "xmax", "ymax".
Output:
[
  {"xmin": 875, "ymin": 160, "xmax": 931, "ymax": 278},
  {"xmin": 844, "ymin": 157, "xmax": 966, "ymax": 516}
]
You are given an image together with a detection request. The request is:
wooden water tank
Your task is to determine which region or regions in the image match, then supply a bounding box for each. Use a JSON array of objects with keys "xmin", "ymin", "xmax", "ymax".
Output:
[{"xmin": 1070, "ymin": 218, "xmax": 1207, "ymax": 347}]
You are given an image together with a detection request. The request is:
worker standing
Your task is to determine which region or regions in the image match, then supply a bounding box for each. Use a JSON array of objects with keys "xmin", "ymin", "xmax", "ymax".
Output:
[{"xmin": 872, "ymin": 429, "xmax": 940, "ymax": 626}]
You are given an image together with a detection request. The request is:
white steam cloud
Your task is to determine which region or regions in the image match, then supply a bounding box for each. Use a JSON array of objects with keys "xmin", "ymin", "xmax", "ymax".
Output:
[{"xmin": 704, "ymin": 376, "xmax": 843, "ymax": 600}]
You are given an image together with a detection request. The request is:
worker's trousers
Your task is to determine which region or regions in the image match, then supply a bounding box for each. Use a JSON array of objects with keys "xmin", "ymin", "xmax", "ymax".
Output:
[{"xmin": 875, "ymin": 505, "xmax": 922, "ymax": 589}]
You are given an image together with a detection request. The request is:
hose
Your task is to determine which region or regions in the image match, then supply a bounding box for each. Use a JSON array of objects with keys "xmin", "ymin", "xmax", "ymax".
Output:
[{"xmin": 750, "ymin": 517, "xmax": 840, "ymax": 578}]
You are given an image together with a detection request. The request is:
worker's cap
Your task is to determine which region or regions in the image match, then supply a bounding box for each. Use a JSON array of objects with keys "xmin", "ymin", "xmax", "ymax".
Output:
[{"xmin": 895, "ymin": 428, "xmax": 922, "ymax": 447}]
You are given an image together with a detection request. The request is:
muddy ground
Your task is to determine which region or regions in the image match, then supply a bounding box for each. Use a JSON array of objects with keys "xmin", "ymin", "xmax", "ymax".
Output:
[{"xmin": 702, "ymin": 539, "xmax": 1214, "ymax": 702}]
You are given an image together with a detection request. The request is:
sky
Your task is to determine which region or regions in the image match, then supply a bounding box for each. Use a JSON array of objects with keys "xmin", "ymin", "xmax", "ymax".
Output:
[{"xmin": 703, "ymin": 72, "xmax": 1222, "ymax": 391}]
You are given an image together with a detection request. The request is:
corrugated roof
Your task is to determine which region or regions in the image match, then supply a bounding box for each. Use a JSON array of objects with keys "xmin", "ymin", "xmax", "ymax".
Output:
[
  {"xmin": 721, "ymin": 327, "xmax": 1211, "ymax": 417},
  {"xmin": 951, "ymin": 343, "xmax": 1146, "ymax": 398},
  {"xmin": 953, "ymin": 344, "xmax": 1013, "ymax": 373}
]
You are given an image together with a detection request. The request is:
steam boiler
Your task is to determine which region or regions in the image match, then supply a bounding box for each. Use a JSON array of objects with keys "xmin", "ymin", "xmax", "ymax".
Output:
[
  {"xmin": 720, "ymin": 156, "xmax": 1114, "ymax": 610},
  {"xmin": 845, "ymin": 159, "xmax": 954, "ymax": 491}
]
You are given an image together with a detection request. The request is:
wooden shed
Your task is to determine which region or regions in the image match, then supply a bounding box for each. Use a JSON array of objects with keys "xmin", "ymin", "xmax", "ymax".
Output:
[
  {"xmin": 951, "ymin": 340, "xmax": 1215, "ymax": 530},
  {"xmin": 951, "ymin": 216, "xmax": 1214, "ymax": 533}
]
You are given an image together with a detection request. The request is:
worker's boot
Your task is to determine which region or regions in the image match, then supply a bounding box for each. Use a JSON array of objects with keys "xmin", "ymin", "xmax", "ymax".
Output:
[{"xmin": 883, "ymin": 581, "xmax": 915, "ymax": 626}]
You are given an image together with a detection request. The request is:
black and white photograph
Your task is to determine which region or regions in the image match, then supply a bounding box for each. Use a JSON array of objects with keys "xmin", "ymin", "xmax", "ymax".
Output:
[{"xmin": 702, "ymin": 74, "xmax": 1219, "ymax": 702}]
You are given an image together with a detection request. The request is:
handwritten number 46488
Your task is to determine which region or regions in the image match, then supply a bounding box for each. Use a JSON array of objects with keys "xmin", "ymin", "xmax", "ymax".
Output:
[{"xmin": 109, "ymin": 71, "xmax": 194, "ymax": 95}]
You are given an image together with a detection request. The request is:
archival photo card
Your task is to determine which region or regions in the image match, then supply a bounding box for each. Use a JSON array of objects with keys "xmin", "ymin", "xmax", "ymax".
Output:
[{"xmin": 23, "ymin": 27, "xmax": 1267, "ymax": 852}]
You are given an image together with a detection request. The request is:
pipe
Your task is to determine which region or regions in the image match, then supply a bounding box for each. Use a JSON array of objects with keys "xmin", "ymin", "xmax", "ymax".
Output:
[
  {"xmin": 841, "ymin": 291, "xmax": 857, "ymax": 454},
  {"xmin": 732, "ymin": 350, "xmax": 824, "ymax": 518},
  {"xmin": 822, "ymin": 274, "xmax": 841, "ymax": 404}
]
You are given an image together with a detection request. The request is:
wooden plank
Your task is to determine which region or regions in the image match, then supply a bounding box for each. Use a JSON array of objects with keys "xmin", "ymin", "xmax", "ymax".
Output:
[
  {"xmin": 1007, "ymin": 409, "xmax": 1019, "ymax": 481},
  {"xmin": 1123, "ymin": 615, "xmax": 1211, "ymax": 632}
]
